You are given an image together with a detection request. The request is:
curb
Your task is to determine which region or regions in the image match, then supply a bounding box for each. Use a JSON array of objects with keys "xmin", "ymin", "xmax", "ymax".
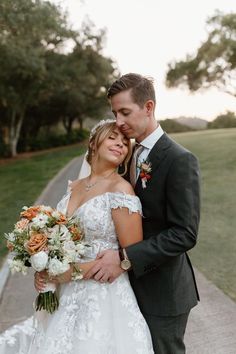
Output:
[
  {"xmin": 0, "ymin": 156, "xmax": 83, "ymax": 301},
  {"xmin": 34, "ymin": 156, "xmax": 80, "ymax": 205},
  {"xmin": 0, "ymin": 257, "xmax": 9, "ymax": 300}
]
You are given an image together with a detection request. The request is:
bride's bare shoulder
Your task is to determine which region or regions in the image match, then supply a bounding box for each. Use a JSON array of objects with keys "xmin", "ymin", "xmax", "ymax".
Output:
[{"xmin": 110, "ymin": 175, "xmax": 135, "ymax": 196}]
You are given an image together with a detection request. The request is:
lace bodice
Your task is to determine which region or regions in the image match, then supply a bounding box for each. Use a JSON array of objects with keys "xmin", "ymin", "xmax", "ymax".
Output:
[{"xmin": 56, "ymin": 189, "xmax": 142, "ymax": 260}]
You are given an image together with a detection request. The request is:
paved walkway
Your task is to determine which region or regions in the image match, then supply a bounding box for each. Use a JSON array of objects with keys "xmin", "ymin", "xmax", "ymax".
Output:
[{"xmin": 0, "ymin": 155, "xmax": 236, "ymax": 353}]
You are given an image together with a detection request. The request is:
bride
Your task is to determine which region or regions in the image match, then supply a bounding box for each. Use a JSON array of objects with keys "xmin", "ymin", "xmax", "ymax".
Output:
[{"xmin": 0, "ymin": 119, "xmax": 154, "ymax": 354}]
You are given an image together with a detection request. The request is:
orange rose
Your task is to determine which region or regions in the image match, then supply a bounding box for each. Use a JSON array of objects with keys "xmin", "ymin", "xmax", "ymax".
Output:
[
  {"xmin": 25, "ymin": 232, "xmax": 48, "ymax": 255},
  {"xmin": 57, "ymin": 214, "xmax": 67, "ymax": 224},
  {"xmin": 21, "ymin": 206, "xmax": 41, "ymax": 220},
  {"xmin": 69, "ymin": 226, "xmax": 83, "ymax": 241},
  {"xmin": 15, "ymin": 218, "xmax": 29, "ymax": 230}
]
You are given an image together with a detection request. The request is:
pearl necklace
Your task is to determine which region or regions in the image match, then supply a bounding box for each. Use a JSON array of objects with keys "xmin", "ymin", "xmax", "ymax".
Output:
[{"xmin": 85, "ymin": 170, "xmax": 116, "ymax": 192}]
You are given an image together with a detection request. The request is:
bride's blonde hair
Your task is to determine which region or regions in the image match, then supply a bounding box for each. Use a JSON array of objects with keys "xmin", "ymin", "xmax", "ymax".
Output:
[{"xmin": 86, "ymin": 120, "xmax": 132, "ymax": 176}]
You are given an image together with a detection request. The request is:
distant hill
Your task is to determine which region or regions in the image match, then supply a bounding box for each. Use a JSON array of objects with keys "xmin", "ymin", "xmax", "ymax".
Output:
[
  {"xmin": 173, "ymin": 117, "xmax": 208, "ymax": 129},
  {"xmin": 158, "ymin": 119, "xmax": 193, "ymax": 133}
]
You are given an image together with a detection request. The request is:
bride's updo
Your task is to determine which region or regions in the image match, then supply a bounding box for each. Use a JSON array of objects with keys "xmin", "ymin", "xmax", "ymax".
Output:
[{"xmin": 86, "ymin": 119, "xmax": 132, "ymax": 175}]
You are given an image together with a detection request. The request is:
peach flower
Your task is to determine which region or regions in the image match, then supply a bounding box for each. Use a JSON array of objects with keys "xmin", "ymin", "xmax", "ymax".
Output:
[
  {"xmin": 21, "ymin": 206, "xmax": 41, "ymax": 220},
  {"xmin": 69, "ymin": 226, "xmax": 83, "ymax": 241},
  {"xmin": 25, "ymin": 232, "xmax": 48, "ymax": 255},
  {"xmin": 15, "ymin": 218, "xmax": 29, "ymax": 230},
  {"xmin": 7, "ymin": 241, "xmax": 14, "ymax": 251},
  {"xmin": 57, "ymin": 213, "xmax": 67, "ymax": 224}
]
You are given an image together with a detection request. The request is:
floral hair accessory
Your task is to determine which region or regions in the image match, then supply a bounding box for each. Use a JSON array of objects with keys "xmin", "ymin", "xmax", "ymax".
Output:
[
  {"xmin": 138, "ymin": 160, "xmax": 152, "ymax": 188},
  {"xmin": 89, "ymin": 119, "xmax": 116, "ymax": 141}
]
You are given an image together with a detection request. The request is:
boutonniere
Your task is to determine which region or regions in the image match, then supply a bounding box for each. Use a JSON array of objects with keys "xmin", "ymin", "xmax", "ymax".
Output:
[{"xmin": 137, "ymin": 160, "xmax": 152, "ymax": 188}]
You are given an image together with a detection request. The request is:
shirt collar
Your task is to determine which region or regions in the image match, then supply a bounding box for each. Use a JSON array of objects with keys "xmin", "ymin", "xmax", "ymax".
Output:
[{"xmin": 140, "ymin": 124, "xmax": 164, "ymax": 150}]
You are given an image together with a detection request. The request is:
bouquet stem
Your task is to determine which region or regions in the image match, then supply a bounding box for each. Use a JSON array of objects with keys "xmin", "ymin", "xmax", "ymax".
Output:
[{"xmin": 35, "ymin": 291, "xmax": 59, "ymax": 314}]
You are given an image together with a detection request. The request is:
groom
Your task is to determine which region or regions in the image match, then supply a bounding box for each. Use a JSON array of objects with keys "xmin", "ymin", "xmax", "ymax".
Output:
[{"xmin": 85, "ymin": 73, "xmax": 200, "ymax": 353}]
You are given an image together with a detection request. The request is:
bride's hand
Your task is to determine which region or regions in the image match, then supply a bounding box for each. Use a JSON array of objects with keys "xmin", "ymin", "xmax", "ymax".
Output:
[
  {"xmin": 34, "ymin": 270, "xmax": 48, "ymax": 292},
  {"xmin": 49, "ymin": 266, "xmax": 73, "ymax": 285}
]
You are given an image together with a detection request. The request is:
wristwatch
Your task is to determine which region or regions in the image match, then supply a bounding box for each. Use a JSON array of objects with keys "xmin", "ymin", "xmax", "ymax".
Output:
[{"xmin": 119, "ymin": 248, "xmax": 132, "ymax": 271}]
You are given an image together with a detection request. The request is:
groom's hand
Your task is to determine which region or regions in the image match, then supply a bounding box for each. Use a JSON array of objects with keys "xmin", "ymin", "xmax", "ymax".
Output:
[{"xmin": 83, "ymin": 249, "xmax": 124, "ymax": 283}]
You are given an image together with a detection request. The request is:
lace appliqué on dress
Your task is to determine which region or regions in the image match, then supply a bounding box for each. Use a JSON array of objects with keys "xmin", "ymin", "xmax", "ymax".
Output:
[
  {"xmin": 0, "ymin": 317, "xmax": 36, "ymax": 353},
  {"xmin": 109, "ymin": 192, "xmax": 142, "ymax": 215}
]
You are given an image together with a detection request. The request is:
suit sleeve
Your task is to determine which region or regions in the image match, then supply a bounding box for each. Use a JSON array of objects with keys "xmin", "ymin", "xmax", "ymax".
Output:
[{"xmin": 126, "ymin": 151, "xmax": 201, "ymax": 278}]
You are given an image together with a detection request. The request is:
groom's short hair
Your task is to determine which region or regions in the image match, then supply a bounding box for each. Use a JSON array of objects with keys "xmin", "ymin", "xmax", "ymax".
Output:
[{"xmin": 107, "ymin": 73, "xmax": 156, "ymax": 108}]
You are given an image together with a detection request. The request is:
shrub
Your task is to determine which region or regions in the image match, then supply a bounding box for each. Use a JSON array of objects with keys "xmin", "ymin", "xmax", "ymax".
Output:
[
  {"xmin": 159, "ymin": 119, "xmax": 193, "ymax": 133},
  {"xmin": 0, "ymin": 136, "xmax": 10, "ymax": 157},
  {"xmin": 208, "ymin": 111, "xmax": 236, "ymax": 129},
  {"xmin": 17, "ymin": 129, "xmax": 89, "ymax": 153}
]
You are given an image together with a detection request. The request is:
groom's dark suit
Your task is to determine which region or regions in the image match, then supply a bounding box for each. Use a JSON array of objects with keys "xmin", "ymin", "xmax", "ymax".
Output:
[{"xmin": 126, "ymin": 132, "xmax": 200, "ymax": 353}]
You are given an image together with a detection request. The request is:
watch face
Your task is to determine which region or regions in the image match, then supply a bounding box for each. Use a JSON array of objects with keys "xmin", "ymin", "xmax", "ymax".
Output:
[{"xmin": 121, "ymin": 259, "xmax": 131, "ymax": 271}]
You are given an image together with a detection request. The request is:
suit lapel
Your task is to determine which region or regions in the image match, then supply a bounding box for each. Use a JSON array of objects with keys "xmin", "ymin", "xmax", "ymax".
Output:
[{"xmin": 134, "ymin": 133, "xmax": 171, "ymax": 192}]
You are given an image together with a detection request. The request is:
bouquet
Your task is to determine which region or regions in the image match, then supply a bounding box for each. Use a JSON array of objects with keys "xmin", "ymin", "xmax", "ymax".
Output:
[{"xmin": 5, "ymin": 205, "xmax": 85, "ymax": 313}]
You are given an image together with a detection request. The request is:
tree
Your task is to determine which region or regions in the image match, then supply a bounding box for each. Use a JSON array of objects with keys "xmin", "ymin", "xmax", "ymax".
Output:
[
  {"xmin": 0, "ymin": 3, "xmax": 118, "ymax": 156},
  {"xmin": 0, "ymin": 0, "xmax": 73, "ymax": 156},
  {"xmin": 166, "ymin": 11, "xmax": 236, "ymax": 97},
  {"xmin": 56, "ymin": 23, "xmax": 117, "ymax": 134},
  {"xmin": 158, "ymin": 119, "xmax": 193, "ymax": 133},
  {"xmin": 208, "ymin": 111, "xmax": 236, "ymax": 129}
]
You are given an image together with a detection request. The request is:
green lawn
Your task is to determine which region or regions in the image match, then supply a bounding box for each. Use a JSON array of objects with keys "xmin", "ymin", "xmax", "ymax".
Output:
[
  {"xmin": 0, "ymin": 144, "xmax": 86, "ymax": 265},
  {"xmin": 171, "ymin": 128, "xmax": 236, "ymax": 301}
]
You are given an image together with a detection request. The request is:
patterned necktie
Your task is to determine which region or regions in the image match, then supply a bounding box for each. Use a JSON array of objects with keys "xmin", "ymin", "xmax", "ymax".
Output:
[{"xmin": 130, "ymin": 143, "xmax": 144, "ymax": 187}]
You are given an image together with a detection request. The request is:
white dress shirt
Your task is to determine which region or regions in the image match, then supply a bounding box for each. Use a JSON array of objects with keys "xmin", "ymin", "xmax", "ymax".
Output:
[{"xmin": 137, "ymin": 125, "xmax": 164, "ymax": 174}]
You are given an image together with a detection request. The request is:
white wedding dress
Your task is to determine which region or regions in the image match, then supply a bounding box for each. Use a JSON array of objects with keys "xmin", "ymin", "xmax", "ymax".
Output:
[{"xmin": 0, "ymin": 188, "xmax": 154, "ymax": 354}]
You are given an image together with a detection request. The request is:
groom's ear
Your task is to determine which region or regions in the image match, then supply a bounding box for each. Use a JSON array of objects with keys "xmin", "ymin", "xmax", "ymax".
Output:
[{"xmin": 145, "ymin": 100, "xmax": 155, "ymax": 116}]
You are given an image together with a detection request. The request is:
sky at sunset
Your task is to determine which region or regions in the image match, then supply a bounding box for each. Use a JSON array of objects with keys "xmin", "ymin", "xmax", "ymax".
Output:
[{"xmin": 52, "ymin": 0, "xmax": 236, "ymax": 121}]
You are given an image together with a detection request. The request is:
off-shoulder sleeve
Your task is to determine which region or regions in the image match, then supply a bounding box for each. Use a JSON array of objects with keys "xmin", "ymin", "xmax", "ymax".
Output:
[{"xmin": 109, "ymin": 192, "xmax": 142, "ymax": 215}]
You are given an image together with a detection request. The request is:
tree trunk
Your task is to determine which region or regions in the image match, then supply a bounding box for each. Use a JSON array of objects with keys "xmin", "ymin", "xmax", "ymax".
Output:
[
  {"xmin": 62, "ymin": 116, "xmax": 74, "ymax": 135},
  {"xmin": 9, "ymin": 109, "xmax": 25, "ymax": 157},
  {"xmin": 78, "ymin": 116, "xmax": 83, "ymax": 130}
]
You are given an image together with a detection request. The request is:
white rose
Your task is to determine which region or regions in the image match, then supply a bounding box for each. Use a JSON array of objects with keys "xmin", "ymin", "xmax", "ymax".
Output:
[
  {"xmin": 48, "ymin": 258, "xmax": 70, "ymax": 276},
  {"xmin": 30, "ymin": 251, "xmax": 48, "ymax": 271}
]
